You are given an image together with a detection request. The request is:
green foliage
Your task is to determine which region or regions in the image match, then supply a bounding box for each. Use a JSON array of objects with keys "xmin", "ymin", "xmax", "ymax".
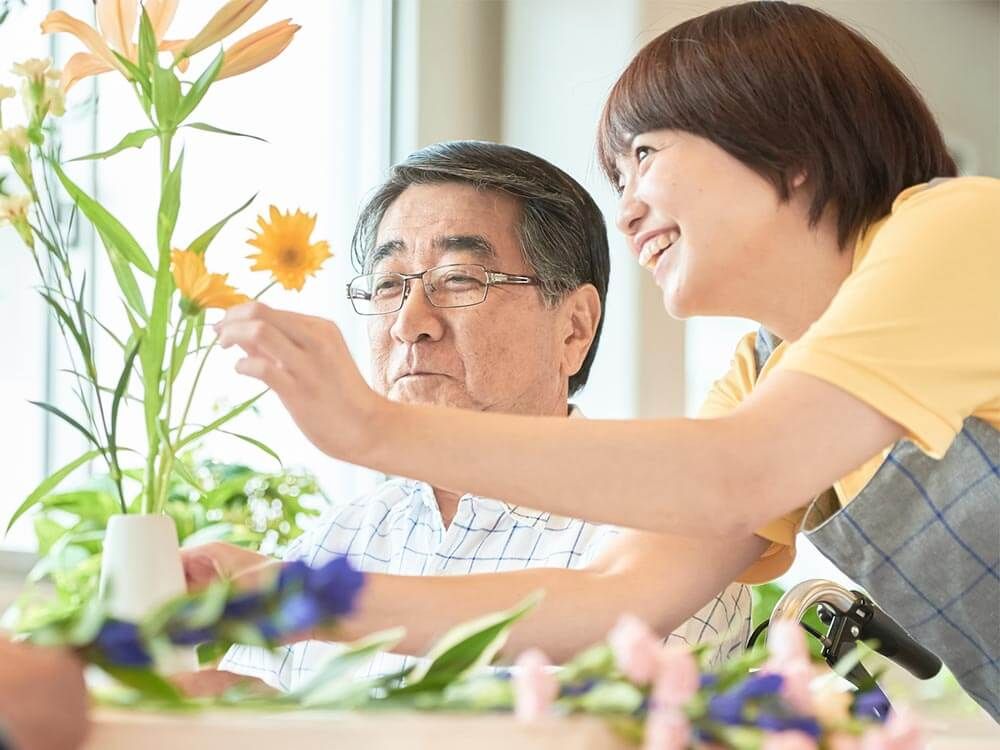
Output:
[{"xmin": 8, "ymin": 454, "xmax": 328, "ymax": 631}]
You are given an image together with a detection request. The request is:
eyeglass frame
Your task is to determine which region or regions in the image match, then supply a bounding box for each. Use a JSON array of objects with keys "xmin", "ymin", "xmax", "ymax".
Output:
[{"xmin": 345, "ymin": 263, "xmax": 542, "ymax": 315}]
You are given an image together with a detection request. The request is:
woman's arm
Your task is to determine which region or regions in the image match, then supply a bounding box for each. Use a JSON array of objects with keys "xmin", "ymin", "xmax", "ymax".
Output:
[{"xmin": 216, "ymin": 303, "xmax": 902, "ymax": 538}]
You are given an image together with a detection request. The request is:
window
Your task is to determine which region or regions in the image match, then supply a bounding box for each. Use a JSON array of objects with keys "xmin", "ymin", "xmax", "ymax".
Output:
[{"xmin": 1, "ymin": 0, "xmax": 394, "ymax": 549}]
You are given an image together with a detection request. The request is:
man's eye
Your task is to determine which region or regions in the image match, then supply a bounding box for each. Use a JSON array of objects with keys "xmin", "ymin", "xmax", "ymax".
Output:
[
  {"xmin": 441, "ymin": 273, "xmax": 482, "ymax": 290},
  {"xmin": 372, "ymin": 278, "xmax": 403, "ymax": 297}
]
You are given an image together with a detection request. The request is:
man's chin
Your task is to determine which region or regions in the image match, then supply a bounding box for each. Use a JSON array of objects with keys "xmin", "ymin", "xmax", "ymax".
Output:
[{"xmin": 388, "ymin": 379, "xmax": 478, "ymax": 409}]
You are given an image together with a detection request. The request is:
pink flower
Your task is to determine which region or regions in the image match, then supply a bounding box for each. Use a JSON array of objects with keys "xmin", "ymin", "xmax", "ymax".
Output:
[
  {"xmin": 767, "ymin": 619, "xmax": 811, "ymax": 664},
  {"xmin": 609, "ymin": 613, "xmax": 663, "ymax": 685},
  {"xmin": 764, "ymin": 619, "xmax": 818, "ymax": 714},
  {"xmin": 861, "ymin": 708, "xmax": 924, "ymax": 750},
  {"xmin": 643, "ymin": 706, "xmax": 690, "ymax": 750},
  {"xmin": 651, "ymin": 644, "xmax": 700, "ymax": 708},
  {"xmin": 762, "ymin": 730, "xmax": 819, "ymax": 750},
  {"xmin": 828, "ymin": 733, "xmax": 863, "ymax": 750},
  {"xmin": 513, "ymin": 648, "xmax": 559, "ymax": 722}
]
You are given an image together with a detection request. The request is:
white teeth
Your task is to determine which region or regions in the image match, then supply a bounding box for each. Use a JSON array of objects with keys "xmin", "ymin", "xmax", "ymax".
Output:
[{"xmin": 638, "ymin": 230, "xmax": 680, "ymax": 269}]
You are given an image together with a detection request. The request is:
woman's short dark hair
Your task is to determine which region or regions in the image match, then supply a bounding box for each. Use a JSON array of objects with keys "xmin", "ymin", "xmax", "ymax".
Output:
[
  {"xmin": 352, "ymin": 141, "xmax": 610, "ymax": 396},
  {"xmin": 597, "ymin": 1, "xmax": 957, "ymax": 247}
]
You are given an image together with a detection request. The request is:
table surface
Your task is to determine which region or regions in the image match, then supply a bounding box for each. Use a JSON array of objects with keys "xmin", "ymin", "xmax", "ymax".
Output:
[{"xmin": 85, "ymin": 707, "xmax": 998, "ymax": 750}]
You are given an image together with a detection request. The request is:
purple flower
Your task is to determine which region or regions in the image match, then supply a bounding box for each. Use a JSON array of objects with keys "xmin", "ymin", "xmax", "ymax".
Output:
[
  {"xmin": 708, "ymin": 692, "xmax": 745, "ymax": 725},
  {"xmin": 274, "ymin": 591, "xmax": 323, "ymax": 634},
  {"xmin": 699, "ymin": 674, "xmax": 719, "ymax": 689},
  {"xmin": 168, "ymin": 625, "xmax": 216, "ymax": 646},
  {"xmin": 853, "ymin": 688, "xmax": 891, "ymax": 722},
  {"xmin": 253, "ymin": 616, "xmax": 282, "ymax": 641},
  {"xmin": 735, "ymin": 672, "xmax": 784, "ymax": 699},
  {"xmin": 755, "ymin": 714, "xmax": 822, "ymax": 738},
  {"xmin": 223, "ymin": 591, "xmax": 267, "ymax": 619},
  {"xmin": 95, "ymin": 619, "xmax": 152, "ymax": 668},
  {"xmin": 560, "ymin": 678, "xmax": 598, "ymax": 697},
  {"xmin": 304, "ymin": 556, "xmax": 365, "ymax": 616},
  {"xmin": 277, "ymin": 560, "xmax": 311, "ymax": 592}
]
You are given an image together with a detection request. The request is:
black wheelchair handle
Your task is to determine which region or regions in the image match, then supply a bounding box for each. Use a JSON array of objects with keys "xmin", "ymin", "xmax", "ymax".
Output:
[{"xmin": 863, "ymin": 603, "xmax": 942, "ymax": 680}]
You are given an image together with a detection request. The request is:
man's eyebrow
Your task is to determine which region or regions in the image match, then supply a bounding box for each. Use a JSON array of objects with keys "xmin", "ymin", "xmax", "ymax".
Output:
[
  {"xmin": 432, "ymin": 234, "xmax": 497, "ymax": 258},
  {"xmin": 367, "ymin": 239, "xmax": 405, "ymax": 269}
]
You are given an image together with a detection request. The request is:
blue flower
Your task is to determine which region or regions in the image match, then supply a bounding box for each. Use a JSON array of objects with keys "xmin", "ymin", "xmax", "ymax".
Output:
[
  {"xmin": 560, "ymin": 678, "xmax": 598, "ymax": 697},
  {"xmin": 253, "ymin": 616, "xmax": 282, "ymax": 642},
  {"xmin": 277, "ymin": 560, "xmax": 311, "ymax": 592},
  {"xmin": 708, "ymin": 692, "xmax": 746, "ymax": 725},
  {"xmin": 168, "ymin": 625, "xmax": 216, "ymax": 646},
  {"xmin": 699, "ymin": 674, "xmax": 719, "ymax": 689},
  {"xmin": 755, "ymin": 714, "xmax": 822, "ymax": 738},
  {"xmin": 223, "ymin": 591, "xmax": 267, "ymax": 619},
  {"xmin": 734, "ymin": 672, "xmax": 784, "ymax": 699},
  {"xmin": 854, "ymin": 688, "xmax": 891, "ymax": 722},
  {"xmin": 274, "ymin": 591, "xmax": 323, "ymax": 634},
  {"xmin": 304, "ymin": 556, "xmax": 365, "ymax": 616},
  {"xmin": 95, "ymin": 619, "xmax": 152, "ymax": 668}
]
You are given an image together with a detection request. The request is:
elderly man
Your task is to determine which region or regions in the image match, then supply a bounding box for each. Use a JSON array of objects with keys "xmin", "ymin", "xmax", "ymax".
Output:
[{"xmin": 185, "ymin": 141, "xmax": 760, "ymax": 691}]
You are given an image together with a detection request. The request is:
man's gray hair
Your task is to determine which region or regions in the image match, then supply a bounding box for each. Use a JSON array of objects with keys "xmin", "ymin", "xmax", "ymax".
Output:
[{"xmin": 351, "ymin": 141, "xmax": 610, "ymax": 395}]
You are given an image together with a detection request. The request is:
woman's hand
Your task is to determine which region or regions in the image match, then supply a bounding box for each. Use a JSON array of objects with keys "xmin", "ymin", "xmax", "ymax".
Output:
[
  {"xmin": 215, "ymin": 301, "xmax": 387, "ymax": 464},
  {"xmin": 180, "ymin": 542, "xmax": 278, "ymax": 591}
]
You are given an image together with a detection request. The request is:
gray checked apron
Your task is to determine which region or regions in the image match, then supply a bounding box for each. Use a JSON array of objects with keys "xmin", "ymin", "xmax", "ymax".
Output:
[{"xmin": 754, "ymin": 327, "xmax": 1000, "ymax": 721}]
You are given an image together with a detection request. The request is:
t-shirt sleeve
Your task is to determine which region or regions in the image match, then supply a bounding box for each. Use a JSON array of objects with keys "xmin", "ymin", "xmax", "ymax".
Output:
[
  {"xmin": 697, "ymin": 333, "xmax": 799, "ymax": 584},
  {"xmin": 777, "ymin": 179, "xmax": 1000, "ymax": 458}
]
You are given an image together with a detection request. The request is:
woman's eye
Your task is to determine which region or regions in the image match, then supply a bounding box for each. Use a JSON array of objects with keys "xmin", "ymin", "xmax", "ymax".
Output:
[{"xmin": 635, "ymin": 145, "xmax": 652, "ymax": 163}]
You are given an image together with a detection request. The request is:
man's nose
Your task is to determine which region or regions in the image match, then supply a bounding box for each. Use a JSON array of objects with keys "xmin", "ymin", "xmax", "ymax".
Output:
[{"xmin": 389, "ymin": 278, "xmax": 446, "ymax": 343}]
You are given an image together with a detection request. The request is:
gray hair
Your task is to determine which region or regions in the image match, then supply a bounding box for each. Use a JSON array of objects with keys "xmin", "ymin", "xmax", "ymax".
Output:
[{"xmin": 351, "ymin": 141, "xmax": 610, "ymax": 395}]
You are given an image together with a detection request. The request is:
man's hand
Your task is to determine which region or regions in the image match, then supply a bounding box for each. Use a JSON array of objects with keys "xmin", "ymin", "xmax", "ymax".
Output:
[
  {"xmin": 215, "ymin": 302, "xmax": 386, "ymax": 464},
  {"xmin": 0, "ymin": 639, "xmax": 89, "ymax": 750},
  {"xmin": 180, "ymin": 542, "xmax": 278, "ymax": 591}
]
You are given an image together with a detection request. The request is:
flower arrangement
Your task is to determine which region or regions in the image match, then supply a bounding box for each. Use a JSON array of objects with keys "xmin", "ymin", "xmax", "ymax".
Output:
[
  {"xmin": 0, "ymin": 0, "xmax": 329, "ymax": 532},
  {"xmin": 19, "ymin": 568, "xmax": 918, "ymax": 750}
]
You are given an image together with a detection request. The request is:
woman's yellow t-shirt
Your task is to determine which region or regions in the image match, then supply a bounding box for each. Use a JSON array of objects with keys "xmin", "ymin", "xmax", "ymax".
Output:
[{"xmin": 700, "ymin": 177, "xmax": 1000, "ymax": 583}]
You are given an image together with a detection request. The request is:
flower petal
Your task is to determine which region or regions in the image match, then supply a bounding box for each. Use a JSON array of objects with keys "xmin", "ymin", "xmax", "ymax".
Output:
[
  {"xmin": 60, "ymin": 52, "xmax": 114, "ymax": 93},
  {"xmin": 181, "ymin": 0, "xmax": 269, "ymax": 59},
  {"xmin": 41, "ymin": 10, "xmax": 127, "ymax": 76},
  {"xmin": 144, "ymin": 0, "xmax": 179, "ymax": 43},
  {"xmin": 217, "ymin": 20, "xmax": 299, "ymax": 81},
  {"xmin": 96, "ymin": 0, "xmax": 137, "ymax": 57}
]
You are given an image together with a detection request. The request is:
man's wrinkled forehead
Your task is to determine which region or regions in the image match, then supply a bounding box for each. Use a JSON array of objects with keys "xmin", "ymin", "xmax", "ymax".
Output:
[{"xmin": 368, "ymin": 234, "xmax": 497, "ymax": 270}]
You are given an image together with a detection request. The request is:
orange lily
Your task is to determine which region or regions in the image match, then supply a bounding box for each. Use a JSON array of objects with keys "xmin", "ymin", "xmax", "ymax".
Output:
[
  {"xmin": 217, "ymin": 20, "xmax": 300, "ymax": 81},
  {"xmin": 41, "ymin": 0, "xmax": 182, "ymax": 92},
  {"xmin": 178, "ymin": 0, "xmax": 268, "ymax": 60}
]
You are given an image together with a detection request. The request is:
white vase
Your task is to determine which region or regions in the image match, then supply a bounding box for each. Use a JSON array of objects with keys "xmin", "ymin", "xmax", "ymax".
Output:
[{"xmin": 99, "ymin": 513, "xmax": 197, "ymax": 672}]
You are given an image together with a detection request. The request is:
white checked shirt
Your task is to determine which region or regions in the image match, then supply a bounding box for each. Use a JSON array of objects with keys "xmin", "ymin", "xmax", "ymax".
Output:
[{"xmin": 222, "ymin": 420, "xmax": 752, "ymax": 689}]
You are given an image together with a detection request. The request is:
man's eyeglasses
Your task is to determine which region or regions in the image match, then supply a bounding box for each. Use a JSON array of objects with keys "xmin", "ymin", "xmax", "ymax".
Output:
[{"xmin": 346, "ymin": 263, "xmax": 540, "ymax": 315}]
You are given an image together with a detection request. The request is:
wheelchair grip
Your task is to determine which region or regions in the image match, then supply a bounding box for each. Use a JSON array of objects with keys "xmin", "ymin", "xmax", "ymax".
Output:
[{"xmin": 863, "ymin": 604, "xmax": 942, "ymax": 680}]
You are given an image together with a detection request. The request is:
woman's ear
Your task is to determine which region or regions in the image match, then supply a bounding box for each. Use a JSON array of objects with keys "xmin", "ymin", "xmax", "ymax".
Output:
[{"xmin": 557, "ymin": 284, "xmax": 602, "ymax": 381}]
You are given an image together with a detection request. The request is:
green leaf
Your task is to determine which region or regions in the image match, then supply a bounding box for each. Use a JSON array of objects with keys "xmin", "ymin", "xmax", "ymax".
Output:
[
  {"xmin": 98, "ymin": 664, "xmax": 184, "ymax": 704},
  {"xmin": 28, "ymin": 400, "xmax": 101, "ymax": 449},
  {"xmin": 217, "ymin": 429, "xmax": 283, "ymax": 467},
  {"xmin": 109, "ymin": 337, "xmax": 142, "ymax": 470},
  {"xmin": 168, "ymin": 320, "xmax": 194, "ymax": 384},
  {"xmin": 112, "ymin": 50, "xmax": 150, "ymax": 96},
  {"xmin": 158, "ymin": 149, "xmax": 183, "ymax": 255},
  {"xmin": 49, "ymin": 159, "xmax": 155, "ymax": 277},
  {"xmin": 176, "ymin": 49, "xmax": 224, "ymax": 125},
  {"xmin": 175, "ymin": 391, "xmax": 266, "ymax": 452},
  {"xmin": 291, "ymin": 628, "xmax": 406, "ymax": 706},
  {"xmin": 395, "ymin": 592, "xmax": 542, "ymax": 695},
  {"xmin": 136, "ymin": 7, "xmax": 158, "ymax": 79},
  {"xmin": 187, "ymin": 193, "xmax": 256, "ymax": 256},
  {"xmin": 183, "ymin": 122, "xmax": 268, "ymax": 143},
  {"xmin": 68, "ymin": 129, "xmax": 158, "ymax": 162},
  {"xmin": 152, "ymin": 65, "xmax": 182, "ymax": 130},
  {"xmin": 5, "ymin": 450, "xmax": 102, "ymax": 534}
]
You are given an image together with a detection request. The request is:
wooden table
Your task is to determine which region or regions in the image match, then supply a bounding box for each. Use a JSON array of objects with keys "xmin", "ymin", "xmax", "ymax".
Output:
[
  {"xmin": 85, "ymin": 709, "xmax": 634, "ymax": 750},
  {"xmin": 85, "ymin": 707, "xmax": 998, "ymax": 749}
]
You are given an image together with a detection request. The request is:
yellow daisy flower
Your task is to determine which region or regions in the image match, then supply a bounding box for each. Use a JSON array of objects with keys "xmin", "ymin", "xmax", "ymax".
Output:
[
  {"xmin": 246, "ymin": 205, "xmax": 331, "ymax": 291},
  {"xmin": 171, "ymin": 249, "xmax": 250, "ymax": 315}
]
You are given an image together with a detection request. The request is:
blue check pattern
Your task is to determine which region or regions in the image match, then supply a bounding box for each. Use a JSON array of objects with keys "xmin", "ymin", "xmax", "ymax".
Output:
[{"xmin": 222, "ymin": 477, "xmax": 751, "ymax": 690}]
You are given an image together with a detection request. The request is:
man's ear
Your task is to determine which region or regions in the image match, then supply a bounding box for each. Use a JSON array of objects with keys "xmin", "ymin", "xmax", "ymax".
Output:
[{"xmin": 556, "ymin": 283, "xmax": 601, "ymax": 381}]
